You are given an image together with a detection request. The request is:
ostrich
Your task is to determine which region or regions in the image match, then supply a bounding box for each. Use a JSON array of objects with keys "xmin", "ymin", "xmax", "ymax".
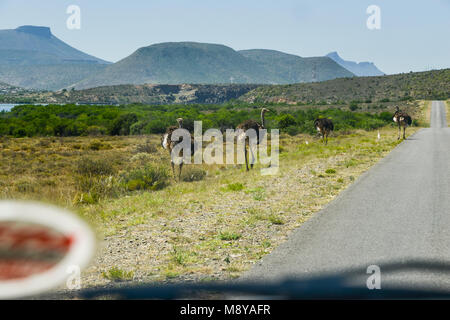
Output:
[
  {"xmin": 393, "ymin": 106, "xmax": 412, "ymax": 140},
  {"xmin": 236, "ymin": 108, "xmax": 272, "ymax": 171},
  {"xmin": 161, "ymin": 118, "xmax": 195, "ymax": 181},
  {"xmin": 314, "ymin": 118, "xmax": 334, "ymax": 145}
]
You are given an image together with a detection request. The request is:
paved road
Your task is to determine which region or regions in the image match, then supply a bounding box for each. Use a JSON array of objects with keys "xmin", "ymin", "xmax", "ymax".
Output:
[{"xmin": 243, "ymin": 101, "xmax": 450, "ymax": 293}]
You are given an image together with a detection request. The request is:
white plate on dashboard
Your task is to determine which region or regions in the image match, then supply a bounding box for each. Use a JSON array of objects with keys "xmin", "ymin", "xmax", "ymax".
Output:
[{"xmin": 0, "ymin": 201, "xmax": 95, "ymax": 299}]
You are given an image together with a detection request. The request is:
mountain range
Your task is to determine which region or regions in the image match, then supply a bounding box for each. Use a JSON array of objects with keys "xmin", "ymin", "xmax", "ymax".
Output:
[
  {"xmin": 0, "ymin": 25, "xmax": 384, "ymax": 91},
  {"xmin": 0, "ymin": 26, "xmax": 109, "ymax": 90},
  {"xmin": 73, "ymin": 43, "xmax": 354, "ymax": 89},
  {"xmin": 326, "ymin": 52, "xmax": 384, "ymax": 77}
]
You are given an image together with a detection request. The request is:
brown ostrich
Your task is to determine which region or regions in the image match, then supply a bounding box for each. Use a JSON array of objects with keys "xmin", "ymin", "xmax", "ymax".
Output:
[
  {"xmin": 393, "ymin": 106, "xmax": 412, "ymax": 140},
  {"xmin": 314, "ymin": 118, "xmax": 334, "ymax": 145},
  {"xmin": 236, "ymin": 108, "xmax": 271, "ymax": 171},
  {"xmin": 161, "ymin": 118, "xmax": 195, "ymax": 181}
]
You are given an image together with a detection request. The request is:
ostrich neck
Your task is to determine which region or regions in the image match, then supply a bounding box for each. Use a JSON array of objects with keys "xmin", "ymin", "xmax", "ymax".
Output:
[{"xmin": 261, "ymin": 111, "xmax": 266, "ymax": 128}]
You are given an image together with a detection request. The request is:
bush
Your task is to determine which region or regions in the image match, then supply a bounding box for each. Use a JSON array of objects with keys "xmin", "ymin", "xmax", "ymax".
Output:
[
  {"xmin": 122, "ymin": 165, "xmax": 169, "ymax": 191},
  {"xmin": 74, "ymin": 175, "xmax": 123, "ymax": 203},
  {"xmin": 88, "ymin": 139, "xmax": 112, "ymax": 150},
  {"xmin": 15, "ymin": 180, "xmax": 36, "ymax": 193},
  {"xmin": 268, "ymin": 214, "xmax": 284, "ymax": 225},
  {"xmin": 134, "ymin": 142, "xmax": 157, "ymax": 154},
  {"xmin": 125, "ymin": 179, "xmax": 146, "ymax": 191},
  {"xmin": 76, "ymin": 157, "xmax": 115, "ymax": 176},
  {"xmin": 219, "ymin": 231, "xmax": 241, "ymax": 241},
  {"xmin": 145, "ymin": 120, "xmax": 167, "ymax": 134},
  {"xmin": 285, "ymin": 125, "xmax": 300, "ymax": 136},
  {"xmin": 276, "ymin": 114, "xmax": 297, "ymax": 129},
  {"xmin": 181, "ymin": 167, "xmax": 207, "ymax": 182},
  {"xmin": 349, "ymin": 102, "xmax": 358, "ymax": 111},
  {"xmin": 224, "ymin": 182, "xmax": 244, "ymax": 192},
  {"xmin": 130, "ymin": 152, "xmax": 153, "ymax": 164},
  {"xmin": 73, "ymin": 192, "xmax": 98, "ymax": 205},
  {"xmin": 102, "ymin": 267, "xmax": 134, "ymax": 281},
  {"xmin": 13, "ymin": 128, "xmax": 27, "ymax": 137},
  {"xmin": 109, "ymin": 113, "xmax": 138, "ymax": 135},
  {"xmin": 86, "ymin": 126, "xmax": 106, "ymax": 136},
  {"xmin": 130, "ymin": 121, "xmax": 147, "ymax": 135}
]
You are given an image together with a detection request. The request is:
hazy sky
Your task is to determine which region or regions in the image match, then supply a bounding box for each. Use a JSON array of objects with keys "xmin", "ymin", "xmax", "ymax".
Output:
[{"xmin": 0, "ymin": 0, "xmax": 448, "ymax": 74}]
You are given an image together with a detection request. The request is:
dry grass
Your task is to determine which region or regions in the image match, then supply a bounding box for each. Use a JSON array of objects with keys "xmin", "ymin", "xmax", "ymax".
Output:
[
  {"xmin": 446, "ymin": 100, "xmax": 450, "ymax": 124},
  {"xmin": 0, "ymin": 110, "xmax": 426, "ymax": 288},
  {"xmin": 419, "ymin": 100, "xmax": 432, "ymax": 126}
]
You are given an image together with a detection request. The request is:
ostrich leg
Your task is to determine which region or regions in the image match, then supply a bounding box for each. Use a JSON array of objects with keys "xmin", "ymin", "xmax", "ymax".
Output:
[
  {"xmin": 249, "ymin": 144, "xmax": 256, "ymax": 169},
  {"xmin": 171, "ymin": 161, "xmax": 176, "ymax": 180},
  {"xmin": 244, "ymin": 145, "xmax": 249, "ymax": 171},
  {"xmin": 179, "ymin": 162, "xmax": 183, "ymax": 182}
]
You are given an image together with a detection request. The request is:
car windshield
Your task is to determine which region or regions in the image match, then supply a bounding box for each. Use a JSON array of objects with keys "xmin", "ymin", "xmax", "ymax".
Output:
[{"xmin": 0, "ymin": 1, "xmax": 449, "ymax": 306}]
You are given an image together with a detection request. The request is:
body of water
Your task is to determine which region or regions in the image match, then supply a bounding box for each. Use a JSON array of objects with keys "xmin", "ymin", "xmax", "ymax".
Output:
[{"xmin": 0, "ymin": 104, "xmax": 20, "ymax": 112}]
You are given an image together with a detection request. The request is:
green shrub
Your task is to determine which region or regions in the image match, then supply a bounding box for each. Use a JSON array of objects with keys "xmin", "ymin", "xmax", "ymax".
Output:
[
  {"xmin": 349, "ymin": 102, "xmax": 358, "ymax": 111},
  {"xmin": 73, "ymin": 192, "xmax": 98, "ymax": 205},
  {"xmin": 86, "ymin": 126, "xmax": 106, "ymax": 136},
  {"xmin": 122, "ymin": 165, "xmax": 169, "ymax": 191},
  {"xmin": 130, "ymin": 121, "xmax": 147, "ymax": 135},
  {"xmin": 13, "ymin": 128, "xmax": 27, "ymax": 137},
  {"xmin": 181, "ymin": 167, "xmax": 207, "ymax": 182},
  {"xmin": 126, "ymin": 179, "xmax": 146, "ymax": 191},
  {"xmin": 102, "ymin": 267, "xmax": 134, "ymax": 281},
  {"xmin": 285, "ymin": 125, "xmax": 300, "ymax": 136},
  {"xmin": 276, "ymin": 114, "xmax": 297, "ymax": 129},
  {"xmin": 268, "ymin": 214, "xmax": 284, "ymax": 225},
  {"xmin": 144, "ymin": 120, "xmax": 167, "ymax": 134},
  {"xmin": 224, "ymin": 182, "xmax": 244, "ymax": 192},
  {"xmin": 75, "ymin": 175, "xmax": 122, "ymax": 200},
  {"xmin": 76, "ymin": 157, "xmax": 115, "ymax": 176},
  {"xmin": 109, "ymin": 113, "xmax": 138, "ymax": 135},
  {"xmin": 135, "ymin": 142, "xmax": 157, "ymax": 154},
  {"xmin": 130, "ymin": 152, "xmax": 153, "ymax": 164},
  {"xmin": 15, "ymin": 180, "xmax": 36, "ymax": 193},
  {"xmin": 219, "ymin": 231, "xmax": 241, "ymax": 241},
  {"xmin": 88, "ymin": 139, "xmax": 112, "ymax": 150}
]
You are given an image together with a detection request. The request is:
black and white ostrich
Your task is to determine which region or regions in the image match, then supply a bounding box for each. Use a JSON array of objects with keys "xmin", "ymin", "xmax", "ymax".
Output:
[
  {"xmin": 314, "ymin": 118, "xmax": 334, "ymax": 145},
  {"xmin": 236, "ymin": 108, "xmax": 271, "ymax": 171},
  {"xmin": 161, "ymin": 118, "xmax": 195, "ymax": 181},
  {"xmin": 393, "ymin": 106, "xmax": 412, "ymax": 140}
]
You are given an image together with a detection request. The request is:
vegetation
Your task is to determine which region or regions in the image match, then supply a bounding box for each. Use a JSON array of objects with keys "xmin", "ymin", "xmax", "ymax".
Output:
[
  {"xmin": 1, "ymin": 69, "xmax": 448, "ymax": 106},
  {"xmin": 0, "ymin": 125, "xmax": 424, "ymax": 285},
  {"xmin": 73, "ymin": 43, "xmax": 352, "ymax": 89},
  {"xmin": 0, "ymin": 100, "xmax": 429, "ymax": 286},
  {"xmin": 241, "ymin": 69, "xmax": 450, "ymax": 104},
  {"xmin": 102, "ymin": 267, "xmax": 134, "ymax": 281},
  {"xmin": 0, "ymin": 103, "xmax": 396, "ymax": 138},
  {"xmin": 446, "ymin": 100, "xmax": 450, "ymax": 124},
  {"xmin": 0, "ymin": 83, "xmax": 259, "ymax": 105}
]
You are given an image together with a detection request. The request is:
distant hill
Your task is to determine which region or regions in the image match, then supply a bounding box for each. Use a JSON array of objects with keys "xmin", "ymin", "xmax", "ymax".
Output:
[
  {"xmin": 0, "ymin": 25, "xmax": 110, "ymax": 90},
  {"xmin": 0, "ymin": 81, "xmax": 30, "ymax": 95},
  {"xmin": 240, "ymin": 69, "xmax": 450, "ymax": 104},
  {"xmin": 326, "ymin": 52, "xmax": 384, "ymax": 77},
  {"xmin": 239, "ymin": 49, "xmax": 354, "ymax": 83},
  {"xmin": 73, "ymin": 42, "xmax": 354, "ymax": 89},
  {"xmin": 0, "ymin": 83, "xmax": 260, "ymax": 105},
  {"xmin": 3, "ymin": 69, "xmax": 449, "ymax": 106}
]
